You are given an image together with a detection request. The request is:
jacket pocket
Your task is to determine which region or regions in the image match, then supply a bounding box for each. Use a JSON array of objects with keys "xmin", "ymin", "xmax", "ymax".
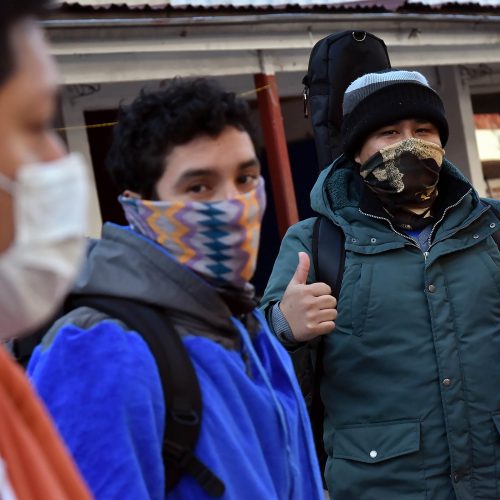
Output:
[
  {"xmin": 492, "ymin": 413, "xmax": 500, "ymax": 489},
  {"xmin": 327, "ymin": 420, "xmax": 426, "ymax": 499},
  {"xmin": 480, "ymin": 252, "xmax": 500, "ymax": 296},
  {"xmin": 493, "ymin": 413, "xmax": 500, "ymax": 436},
  {"xmin": 333, "ymin": 419, "xmax": 420, "ymax": 462}
]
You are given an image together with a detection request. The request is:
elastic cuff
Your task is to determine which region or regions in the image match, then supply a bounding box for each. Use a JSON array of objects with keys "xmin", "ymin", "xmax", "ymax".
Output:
[{"xmin": 271, "ymin": 302, "xmax": 299, "ymax": 346}]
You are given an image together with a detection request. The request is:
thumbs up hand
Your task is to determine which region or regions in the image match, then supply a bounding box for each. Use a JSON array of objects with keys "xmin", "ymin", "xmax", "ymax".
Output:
[{"xmin": 279, "ymin": 252, "xmax": 337, "ymax": 342}]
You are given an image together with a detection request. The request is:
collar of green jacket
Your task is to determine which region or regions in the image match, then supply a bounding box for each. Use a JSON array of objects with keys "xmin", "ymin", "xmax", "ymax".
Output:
[
  {"xmin": 311, "ymin": 154, "xmax": 480, "ymax": 222},
  {"xmin": 309, "ymin": 155, "xmax": 498, "ymax": 255}
]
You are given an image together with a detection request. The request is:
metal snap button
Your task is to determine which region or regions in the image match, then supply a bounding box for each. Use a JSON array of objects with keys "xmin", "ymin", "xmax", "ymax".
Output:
[
  {"xmin": 490, "ymin": 223, "xmax": 496, "ymax": 229},
  {"xmin": 369, "ymin": 450, "xmax": 377, "ymax": 459},
  {"xmin": 351, "ymin": 238, "xmax": 357, "ymax": 243},
  {"xmin": 370, "ymin": 237, "xmax": 377, "ymax": 243},
  {"xmin": 442, "ymin": 378, "xmax": 452, "ymax": 387},
  {"xmin": 428, "ymin": 284, "xmax": 436, "ymax": 293},
  {"xmin": 473, "ymin": 234, "xmax": 479, "ymax": 239}
]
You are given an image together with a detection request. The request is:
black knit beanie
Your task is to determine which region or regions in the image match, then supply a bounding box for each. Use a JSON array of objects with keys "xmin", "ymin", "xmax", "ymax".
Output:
[{"xmin": 341, "ymin": 69, "xmax": 449, "ymax": 160}]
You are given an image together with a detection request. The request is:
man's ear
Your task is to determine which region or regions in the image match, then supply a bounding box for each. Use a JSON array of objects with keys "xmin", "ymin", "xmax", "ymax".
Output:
[{"xmin": 122, "ymin": 190, "xmax": 141, "ymax": 199}]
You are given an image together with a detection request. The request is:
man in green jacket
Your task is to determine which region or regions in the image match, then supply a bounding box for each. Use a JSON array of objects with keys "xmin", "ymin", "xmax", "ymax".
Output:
[{"xmin": 260, "ymin": 69, "xmax": 500, "ymax": 499}]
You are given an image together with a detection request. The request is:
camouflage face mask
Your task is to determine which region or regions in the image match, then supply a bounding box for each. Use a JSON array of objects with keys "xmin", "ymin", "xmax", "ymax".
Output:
[{"xmin": 359, "ymin": 138, "xmax": 445, "ymax": 229}]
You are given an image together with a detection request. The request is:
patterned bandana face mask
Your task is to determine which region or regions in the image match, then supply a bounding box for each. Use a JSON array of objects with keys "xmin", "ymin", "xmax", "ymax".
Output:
[
  {"xmin": 359, "ymin": 138, "xmax": 445, "ymax": 229},
  {"xmin": 119, "ymin": 177, "xmax": 266, "ymax": 288}
]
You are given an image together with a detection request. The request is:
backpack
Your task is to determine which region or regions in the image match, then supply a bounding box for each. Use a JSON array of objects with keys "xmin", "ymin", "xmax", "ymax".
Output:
[
  {"xmin": 15, "ymin": 295, "xmax": 225, "ymax": 498},
  {"xmin": 299, "ymin": 202, "xmax": 500, "ymax": 478},
  {"xmin": 295, "ymin": 28, "xmax": 391, "ymax": 478},
  {"xmin": 302, "ymin": 30, "xmax": 391, "ymax": 171}
]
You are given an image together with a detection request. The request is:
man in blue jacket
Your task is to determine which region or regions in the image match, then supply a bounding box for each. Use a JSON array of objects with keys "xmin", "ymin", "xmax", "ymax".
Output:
[
  {"xmin": 28, "ymin": 78, "xmax": 323, "ymax": 500},
  {"xmin": 261, "ymin": 69, "xmax": 500, "ymax": 499}
]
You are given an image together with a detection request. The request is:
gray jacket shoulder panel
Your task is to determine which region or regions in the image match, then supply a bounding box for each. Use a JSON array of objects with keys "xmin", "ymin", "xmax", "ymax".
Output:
[{"xmin": 41, "ymin": 307, "xmax": 127, "ymax": 351}]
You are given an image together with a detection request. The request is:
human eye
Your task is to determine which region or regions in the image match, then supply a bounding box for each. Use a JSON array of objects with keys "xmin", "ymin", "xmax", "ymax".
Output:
[
  {"xmin": 383, "ymin": 129, "xmax": 398, "ymax": 136},
  {"xmin": 28, "ymin": 107, "xmax": 55, "ymax": 135},
  {"xmin": 186, "ymin": 183, "xmax": 209, "ymax": 194},
  {"xmin": 416, "ymin": 126, "xmax": 431, "ymax": 134},
  {"xmin": 377, "ymin": 126, "xmax": 398, "ymax": 137},
  {"xmin": 27, "ymin": 120, "xmax": 50, "ymax": 136},
  {"xmin": 237, "ymin": 174, "xmax": 258, "ymax": 185},
  {"xmin": 416, "ymin": 122, "xmax": 437, "ymax": 134}
]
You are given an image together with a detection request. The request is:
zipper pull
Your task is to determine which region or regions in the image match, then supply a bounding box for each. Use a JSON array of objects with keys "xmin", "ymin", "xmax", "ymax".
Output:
[
  {"xmin": 423, "ymin": 251, "xmax": 429, "ymax": 262},
  {"xmin": 303, "ymin": 86, "xmax": 309, "ymax": 118}
]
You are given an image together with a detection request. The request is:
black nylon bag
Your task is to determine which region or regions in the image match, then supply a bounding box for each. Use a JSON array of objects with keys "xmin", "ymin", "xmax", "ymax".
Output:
[
  {"xmin": 303, "ymin": 30, "xmax": 391, "ymax": 170},
  {"xmin": 290, "ymin": 217, "xmax": 345, "ymax": 486}
]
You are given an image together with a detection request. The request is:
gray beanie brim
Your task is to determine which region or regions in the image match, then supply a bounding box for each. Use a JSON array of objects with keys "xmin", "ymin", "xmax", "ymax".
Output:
[{"xmin": 341, "ymin": 82, "xmax": 449, "ymax": 160}]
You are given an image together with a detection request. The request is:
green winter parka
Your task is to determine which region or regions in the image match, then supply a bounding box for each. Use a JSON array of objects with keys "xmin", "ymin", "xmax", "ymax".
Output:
[{"xmin": 260, "ymin": 155, "xmax": 500, "ymax": 499}]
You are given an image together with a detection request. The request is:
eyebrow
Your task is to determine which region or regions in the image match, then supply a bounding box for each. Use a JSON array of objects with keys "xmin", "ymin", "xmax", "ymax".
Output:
[
  {"xmin": 175, "ymin": 169, "xmax": 216, "ymax": 184},
  {"xmin": 174, "ymin": 158, "xmax": 260, "ymax": 186},
  {"xmin": 238, "ymin": 158, "xmax": 260, "ymax": 170}
]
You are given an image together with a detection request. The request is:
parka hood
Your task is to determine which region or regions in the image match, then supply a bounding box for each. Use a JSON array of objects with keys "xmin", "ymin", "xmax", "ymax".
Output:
[{"xmin": 310, "ymin": 154, "xmax": 480, "ymax": 222}]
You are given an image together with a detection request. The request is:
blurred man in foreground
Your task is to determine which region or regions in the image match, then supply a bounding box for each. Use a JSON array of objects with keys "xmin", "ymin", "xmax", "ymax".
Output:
[{"xmin": 0, "ymin": 1, "xmax": 91, "ymax": 498}]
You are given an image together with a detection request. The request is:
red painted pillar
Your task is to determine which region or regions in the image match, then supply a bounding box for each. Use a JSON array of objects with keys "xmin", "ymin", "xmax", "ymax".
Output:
[{"xmin": 254, "ymin": 73, "xmax": 299, "ymax": 239}]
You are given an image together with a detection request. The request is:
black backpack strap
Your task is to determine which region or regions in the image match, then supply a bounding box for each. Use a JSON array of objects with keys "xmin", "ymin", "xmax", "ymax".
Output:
[
  {"xmin": 12, "ymin": 326, "xmax": 53, "ymax": 368},
  {"xmin": 68, "ymin": 295, "xmax": 225, "ymax": 497},
  {"xmin": 310, "ymin": 216, "xmax": 346, "ymax": 479},
  {"xmin": 312, "ymin": 216, "xmax": 346, "ymax": 299}
]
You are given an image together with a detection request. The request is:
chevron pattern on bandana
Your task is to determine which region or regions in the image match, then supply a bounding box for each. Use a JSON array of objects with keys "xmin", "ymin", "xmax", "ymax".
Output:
[{"xmin": 120, "ymin": 177, "xmax": 266, "ymax": 287}]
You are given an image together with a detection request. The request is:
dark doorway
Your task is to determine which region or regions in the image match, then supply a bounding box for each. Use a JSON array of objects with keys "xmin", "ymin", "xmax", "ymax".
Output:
[{"xmin": 85, "ymin": 109, "xmax": 126, "ymax": 226}]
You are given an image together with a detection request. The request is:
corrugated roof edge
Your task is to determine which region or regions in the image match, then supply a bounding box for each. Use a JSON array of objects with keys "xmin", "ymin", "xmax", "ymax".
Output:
[
  {"xmin": 54, "ymin": 0, "xmax": 500, "ymax": 13},
  {"xmin": 54, "ymin": 2, "xmax": 392, "ymax": 8}
]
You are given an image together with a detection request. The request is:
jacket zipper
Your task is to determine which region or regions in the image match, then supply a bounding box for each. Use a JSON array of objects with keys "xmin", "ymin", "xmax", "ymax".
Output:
[
  {"xmin": 359, "ymin": 188, "xmax": 479, "ymax": 263},
  {"xmin": 234, "ymin": 318, "xmax": 294, "ymax": 497},
  {"xmin": 426, "ymin": 189, "xmax": 471, "ymax": 251},
  {"xmin": 358, "ymin": 209, "xmax": 420, "ymax": 249}
]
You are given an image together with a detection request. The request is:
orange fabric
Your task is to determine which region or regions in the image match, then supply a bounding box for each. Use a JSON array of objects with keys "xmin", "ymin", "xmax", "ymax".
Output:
[{"xmin": 0, "ymin": 346, "xmax": 92, "ymax": 500}]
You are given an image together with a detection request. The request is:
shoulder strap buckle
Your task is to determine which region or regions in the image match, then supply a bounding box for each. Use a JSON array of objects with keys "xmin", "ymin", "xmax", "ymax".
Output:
[{"xmin": 164, "ymin": 440, "xmax": 225, "ymax": 497}]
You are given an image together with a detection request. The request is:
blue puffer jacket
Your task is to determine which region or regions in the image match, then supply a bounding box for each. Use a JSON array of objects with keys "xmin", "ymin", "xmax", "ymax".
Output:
[
  {"xmin": 261, "ymin": 156, "xmax": 500, "ymax": 499},
  {"xmin": 28, "ymin": 224, "xmax": 323, "ymax": 500}
]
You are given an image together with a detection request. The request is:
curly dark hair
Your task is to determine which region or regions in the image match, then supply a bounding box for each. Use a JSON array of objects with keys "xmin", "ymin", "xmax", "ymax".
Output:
[
  {"xmin": 0, "ymin": 0, "xmax": 50, "ymax": 86},
  {"xmin": 107, "ymin": 78, "xmax": 258, "ymax": 199}
]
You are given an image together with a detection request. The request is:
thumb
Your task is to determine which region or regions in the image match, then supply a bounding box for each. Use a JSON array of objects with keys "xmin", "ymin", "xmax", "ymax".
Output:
[{"xmin": 291, "ymin": 252, "xmax": 310, "ymax": 285}]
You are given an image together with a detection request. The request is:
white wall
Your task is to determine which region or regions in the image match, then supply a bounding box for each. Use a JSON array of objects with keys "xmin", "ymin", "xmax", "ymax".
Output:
[{"xmin": 60, "ymin": 63, "xmax": 497, "ymax": 236}]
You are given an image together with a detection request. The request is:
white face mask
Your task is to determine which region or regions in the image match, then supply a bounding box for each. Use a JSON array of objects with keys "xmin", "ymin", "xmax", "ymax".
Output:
[{"xmin": 0, "ymin": 153, "xmax": 90, "ymax": 339}]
